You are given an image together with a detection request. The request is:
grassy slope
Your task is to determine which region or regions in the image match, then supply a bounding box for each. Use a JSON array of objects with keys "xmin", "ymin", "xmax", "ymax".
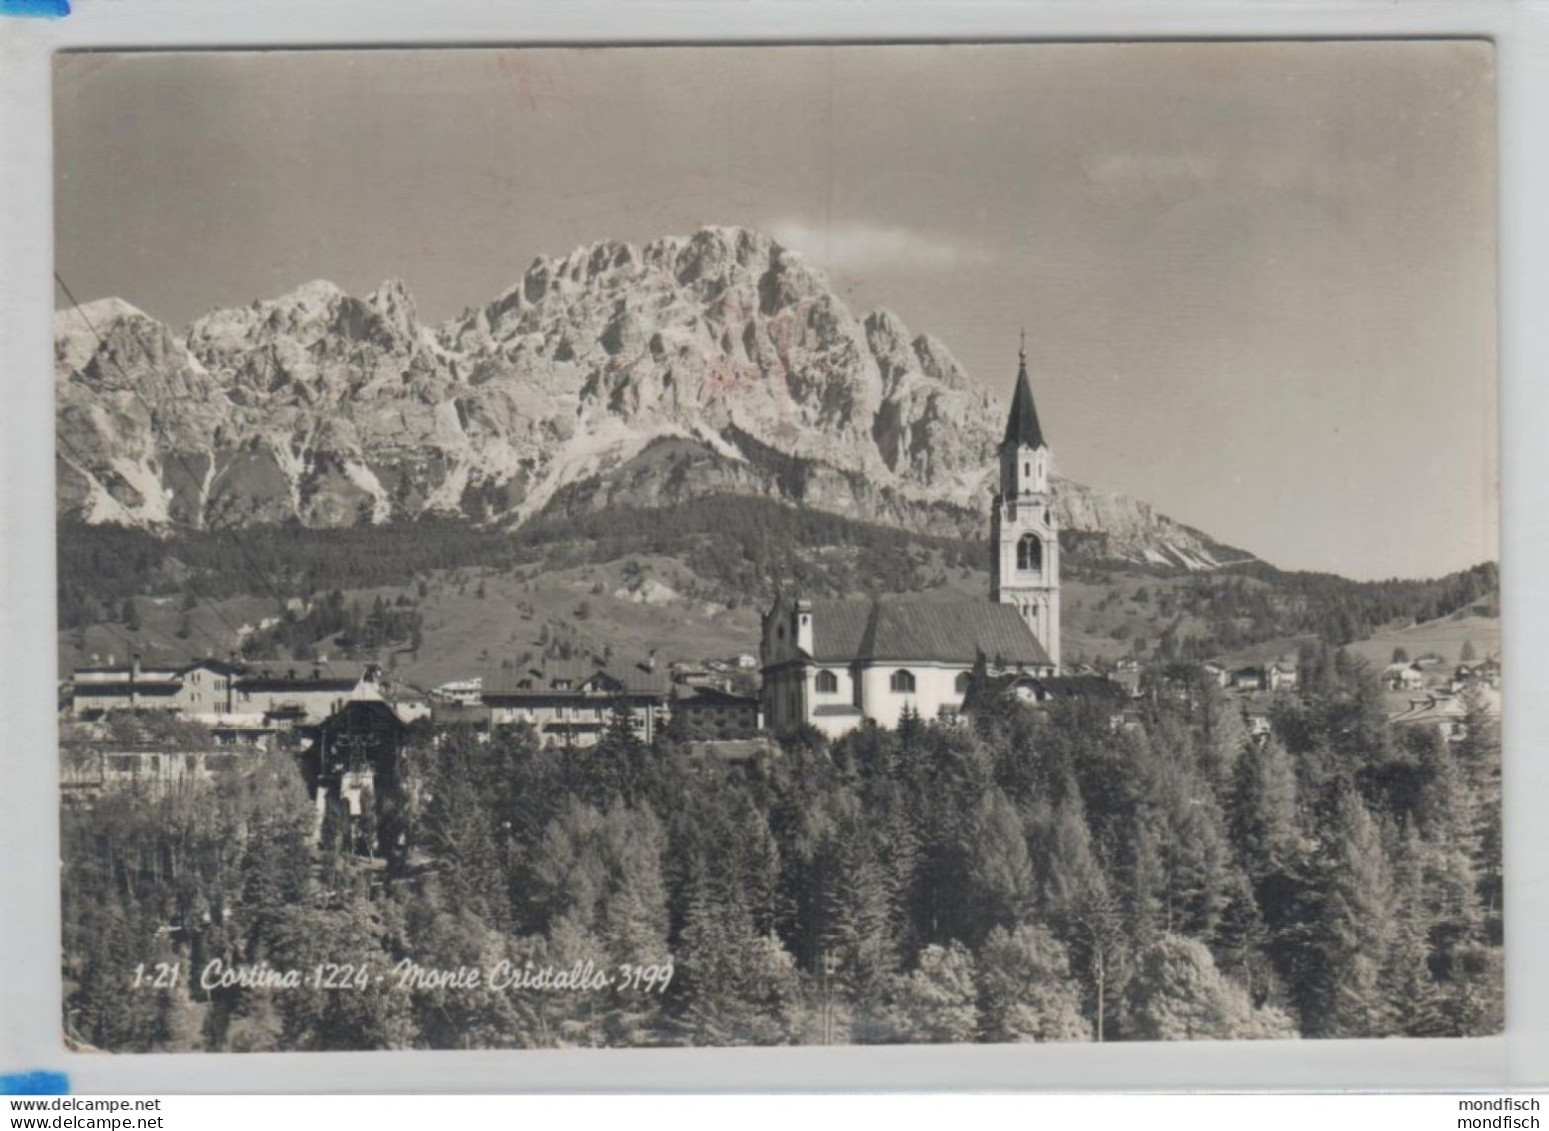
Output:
[
  {"xmin": 395, "ymin": 564, "xmax": 1208, "ymax": 686},
  {"xmin": 58, "ymin": 564, "xmax": 1501, "ymax": 696},
  {"xmin": 1342, "ymin": 604, "xmax": 1501, "ymax": 671},
  {"xmin": 400, "ymin": 556, "xmax": 766, "ymax": 689},
  {"xmin": 58, "ymin": 559, "xmax": 766, "ymax": 691},
  {"xmin": 61, "ymin": 554, "xmax": 1201, "ymax": 690},
  {"xmin": 54, "ymin": 503, "xmax": 1497, "ymax": 692}
]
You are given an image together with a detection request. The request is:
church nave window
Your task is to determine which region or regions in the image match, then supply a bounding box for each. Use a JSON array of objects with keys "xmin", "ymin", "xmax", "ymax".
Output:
[
  {"xmin": 889, "ymin": 669, "xmax": 916, "ymax": 694},
  {"xmin": 955, "ymin": 671, "xmax": 972, "ymax": 695},
  {"xmin": 815, "ymin": 670, "xmax": 838, "ymax": 694}
]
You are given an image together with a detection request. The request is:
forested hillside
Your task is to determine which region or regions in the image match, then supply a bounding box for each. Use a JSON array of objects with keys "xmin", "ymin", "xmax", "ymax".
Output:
[
  {"xmin": 60, "ymin": 653, "xmax": 1502, "ymax": 1049},
  {"xmin": 57, "ymin": 509, "xmax": 1498, "ymax": 678}
]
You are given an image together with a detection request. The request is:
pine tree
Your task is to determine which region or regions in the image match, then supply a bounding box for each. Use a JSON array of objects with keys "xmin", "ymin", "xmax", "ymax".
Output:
[
  {"xmin": 1454, "ymin": 682, "xmax": 1502, "ymax": 929},
  {"xmin": 824, "ymin": 817, "xmax": 899, "ymax": 1004},
  {"xmin": 866, "ymin": 942, "xmax": 979, "ymax": 1044},
  {"xmin": 1296, "ymin": 791, "xmax": 1398, "ymax": 1038},
  {"xmin": 1230, "ymin": 736, "xmax": 1300, "ymax": 884},
  {"xmin": 1413, "ymin": 730, "xmax": 1482, "ymax": 966},
  {"xmin": 267, "ymin": 890, "xmax": 414, "ymax": 1051},
  {"xmin": 1385, "ymin": 828, "xmax": 1448, "ymax": 1036},
  {"xmin": 525, "ymin": 801, "xmax": 670, "ymax": 967},
  {"xmin": 416, "ymin": 734, "xmax": 509, "ymax": 925},
  {"xmin": 974, "ymin": 924, "xmax": 1090, "ymax": 1042},
  {"xmin": 1124, "ymin": 935, "xmax": 1296, "ymax": 1041},
  {"xmin": 1435, "ymin": 941, "xmax": 1505, "ymax": 1036},
  {"xmin": 673, "ymin": 861, "xmax": 803, "ymax": 1046},
  {"xmin": 1029, "ymin": 789, "xmax": 1125, "ymax": 1038},
  {"xmin": 960, "ymin": 790, "xmax": 1036, "ymax": 943},
  {"xmin": 1212, "ymin": 867, "xmax": 1275, "ymax": 1008}
]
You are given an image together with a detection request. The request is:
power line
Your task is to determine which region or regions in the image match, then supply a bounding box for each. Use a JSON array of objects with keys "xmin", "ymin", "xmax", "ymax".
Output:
[
  {"xmin": 53, "ymin": 272, "xmax": 298, "ymax": 626},
  {"xmin": 56, "ymin": 424, "xmax": 251, "ymax": 657},
  {"xmin": 53, "ymin": 295, "xmax": 293, "ymax": 662},
  {"xmin": 54, "ymin": 272, "xmax": 296, "ymax": 611},
  {"xmin": 55, "ymin": 429, "xmax": 232, "ymax": 657}
]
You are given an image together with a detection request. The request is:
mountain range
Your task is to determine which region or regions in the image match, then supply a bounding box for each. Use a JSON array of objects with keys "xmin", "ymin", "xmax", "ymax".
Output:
[{"xmin": 55, "ymin": 225, "xmax": 1245, "ymax": 570}]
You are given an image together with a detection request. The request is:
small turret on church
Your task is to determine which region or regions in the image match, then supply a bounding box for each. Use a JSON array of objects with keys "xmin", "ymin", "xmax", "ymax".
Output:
[{"xmin": 990, "ymin": 335, "xmax": 1061, "ymax": 670}]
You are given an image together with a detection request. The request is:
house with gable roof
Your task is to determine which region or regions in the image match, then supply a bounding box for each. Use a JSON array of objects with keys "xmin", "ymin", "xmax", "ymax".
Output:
[{"xmin": 483, "ymin": 654, "xmax": 670, "ymax": 747}]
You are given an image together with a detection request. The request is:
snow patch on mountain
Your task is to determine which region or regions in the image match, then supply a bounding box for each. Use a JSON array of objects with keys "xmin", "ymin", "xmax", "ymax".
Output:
[{"xmin": 53, "ymin": 225, "xmax": 1249, "ymax": 570}]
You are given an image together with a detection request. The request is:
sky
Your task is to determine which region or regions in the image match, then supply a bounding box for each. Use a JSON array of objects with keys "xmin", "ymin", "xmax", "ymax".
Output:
[{"xmin": 53, "ymin": 42, "xmax": 1498, "ymax": 580}]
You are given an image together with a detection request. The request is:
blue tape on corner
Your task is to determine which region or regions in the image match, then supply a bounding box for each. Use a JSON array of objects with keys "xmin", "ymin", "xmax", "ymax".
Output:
[
  {"xmin": 0, "ymin": 0, "xmax": 71, "ymax": 16},
  {"xmin": 0, "ymin": 1072, "xmax": 71, "ymax": 1095}
]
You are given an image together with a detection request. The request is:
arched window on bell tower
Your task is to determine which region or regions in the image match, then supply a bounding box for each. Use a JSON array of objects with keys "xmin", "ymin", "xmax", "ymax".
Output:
[{"xmin": 1017, "ymin": 533, "xmax": 1042, "ymax": 573}]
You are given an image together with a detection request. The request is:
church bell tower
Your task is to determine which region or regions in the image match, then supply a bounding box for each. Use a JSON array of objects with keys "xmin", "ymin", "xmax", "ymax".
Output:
[{"xmin": 990, "ymin": 333, "xmax": 1060, "ymax": 670}]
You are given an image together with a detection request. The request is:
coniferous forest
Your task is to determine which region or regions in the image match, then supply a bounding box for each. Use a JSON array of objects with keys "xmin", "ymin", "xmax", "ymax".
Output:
[{"xmin": 60, "ymin": 648, "xmax": 1502, "ymax": 1051}]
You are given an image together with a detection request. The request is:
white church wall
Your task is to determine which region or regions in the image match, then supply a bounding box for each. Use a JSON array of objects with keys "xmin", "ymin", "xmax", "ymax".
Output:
[
  {"xmin": 811, "ymin": 711, "xmax": 863, "ymax": 740},
  {"xmin": 857, "ymin": 662, "xmax": 970, "ymax": 729},
  {"xmin": 809, "ymin": 664, "xmax": 857, "ymax": 706}
]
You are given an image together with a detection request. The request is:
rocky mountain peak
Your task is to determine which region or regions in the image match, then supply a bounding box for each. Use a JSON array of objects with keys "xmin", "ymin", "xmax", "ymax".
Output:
[
  {"xmin": 52, "ymin": 226, "xmax": 1247, "ymax": 570},
  {"xmin": 366, "ymin": 278, "xmax": 420, "ymax": 340},
  {"xmin": 54, "ymin": 298, "xmax": 158, "ymax": 373}
]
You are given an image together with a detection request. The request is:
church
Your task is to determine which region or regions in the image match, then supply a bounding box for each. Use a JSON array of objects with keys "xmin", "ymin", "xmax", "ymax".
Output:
[{"xmin": 761, "ymin": 343, "xmax": 1061, "ymax": 737}]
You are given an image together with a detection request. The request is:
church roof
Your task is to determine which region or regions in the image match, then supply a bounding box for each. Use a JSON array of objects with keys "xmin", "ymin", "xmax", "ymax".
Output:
[
  {"xmin": 806, "ymin": 598, "xmax": 1052, "ymax": 667},
  {"xmin": 1002, "ymin": 353, "xmax": 1046, "ymax": 450}
]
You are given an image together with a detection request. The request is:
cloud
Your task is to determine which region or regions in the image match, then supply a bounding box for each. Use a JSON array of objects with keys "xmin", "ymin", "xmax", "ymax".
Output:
[{"xmin": 767, "ymin": 219, "xmax": 990, "ymax": 272}]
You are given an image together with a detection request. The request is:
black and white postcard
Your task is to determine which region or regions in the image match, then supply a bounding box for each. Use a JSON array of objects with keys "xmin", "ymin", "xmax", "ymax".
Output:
[{"xmin": 51, "ymin": 42, "xmax": 1500, "ymax": 1052}]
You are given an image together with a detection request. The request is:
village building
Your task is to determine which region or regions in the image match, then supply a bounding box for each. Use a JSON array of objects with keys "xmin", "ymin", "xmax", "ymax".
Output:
[
  {"xmin": 960, "ymin": 670, "xmax": 1125, "ymax": 723},
  {"xmin": 1474, "ymin": 655, "xmax": 1503, "ymax": 688},
  {"xmin": 483, "ymin": 655, "xmax": 670, "ymax": 747},
  {"xmin": 70, "ymin": 655, "xmax": 247, "ymax": 719},
  {"xmin": 311, "ymin": 697, "xmax": 412, "ymax": 866},
  {"xmin": 1267, "ymin": 661, "xmax": 1300, "ymax": 693},
  {"xmin": 1389, "ymin": 686, "xmax": 1501, "ymax": 744},
  {"xmin": 761, "ymin": 343, "xmax": 1058, "ymax": 737},
  {"xmin": 389, "ymin": 690, "xmax": 433, "ymax": 723},
  {"xmin": 671, "ymin": 683, "xmax": 762, "ymax": 740},
  {"xmin": 70, "ymin": 656, "xmax": 183, "ymax": 717},
  {"xmin": 1109, "ymin": 658, "xmax": 1144, "ymax": 699},
  {"xmin": 71, "ymin": 655, "xmax": 386, "ymax": 727},
  {"xmin": 59, "ymin": 746, "xmax": 248, "ymax": 800},
  {"xmin": 1230, "ymin": 666, "xmax": 1266, "ymax": 693},
  {"xmin": 235, "ymin": 660, "xmax": 384, "ymax": 727},
  {"xmin": 430, "ymin": 676, "xmax": 483, "ymax": 706},
  {"xmin": 1385, "ymin": 662, "xmax": 1427, "ymax": 692},
  {"xmin": 669, "ymin": 660, "xmax": 715, "ymax": 685},
  {"xmin": 429, "ymin": 700, "xmax": 493, "ymax": 732},
  {"xmin": 171, "ymin": 658, "xmax": 245, "ymax": 717}
]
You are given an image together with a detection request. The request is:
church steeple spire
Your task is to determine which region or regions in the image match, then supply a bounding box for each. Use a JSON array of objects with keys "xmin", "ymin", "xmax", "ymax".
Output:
[
  {"xmin": 1002, "ymin": 332, "xmax": 1046, "ymax": 450},
  {"xmin": 990, "ymin": 332, "xmax": 1060, "ymax": 671}
]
